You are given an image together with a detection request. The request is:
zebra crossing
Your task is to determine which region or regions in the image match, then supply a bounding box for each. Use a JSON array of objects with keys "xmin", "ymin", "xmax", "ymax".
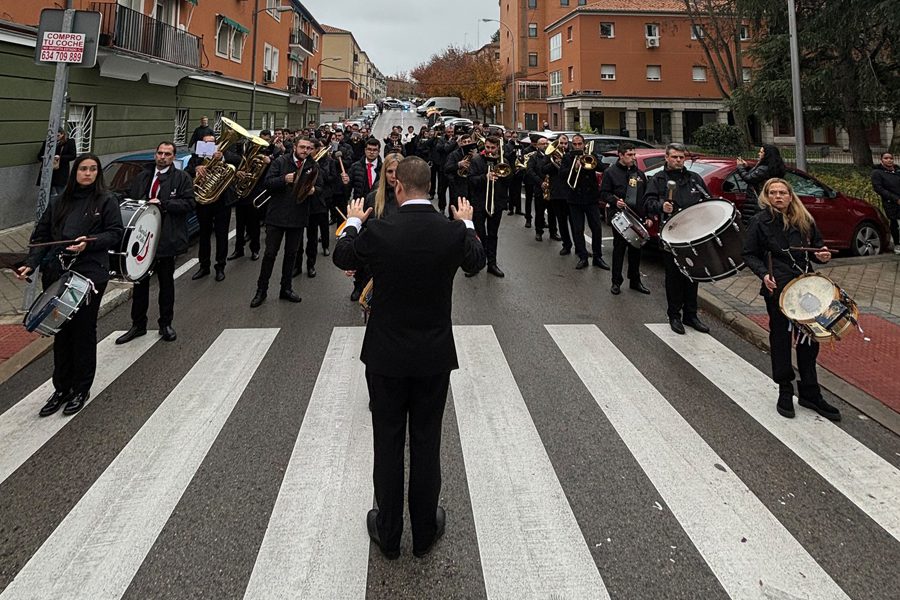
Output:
[{"xmin": 0, "ymin": 323, "xmax": 898, "ymax": 599}]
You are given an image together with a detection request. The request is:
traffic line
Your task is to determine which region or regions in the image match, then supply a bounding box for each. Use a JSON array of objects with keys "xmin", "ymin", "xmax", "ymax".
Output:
[
  {"xmin": 244, "ymin": 327, "xmax": 371, "ymax": 600},
  {"xmin": 0, "ymin": 328, "xmax": 279, "ymax": 600},
  {"xmin": 648, "ymin": 324, "xmax": 900, "ymax": 543},
  {"xmin": 548, "ymin": 324, "xmax": 850, "ymax": 599},
  {"xmin": 173, "ymin": 258, "xmax": 199, "ymax": 279},
  {"xmin": 451, "ymin": 325, "xmax": 609, "ymax": 600},
  {"xmin": 0, "ymin": 331, "xmax": 159, "ymax": 485}
]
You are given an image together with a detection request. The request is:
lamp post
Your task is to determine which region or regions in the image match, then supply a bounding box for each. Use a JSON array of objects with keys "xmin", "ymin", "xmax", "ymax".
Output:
[
  {"xmin": 482, "ymin": 18, "xmax": 516, "ymax": 130},
  {"xmin": 787, "ymin": 0, "xmax": 807, "ymax": 170},
  {"xmin": 315, "ymin": 56, "xmax": 339, "ymax": 123},
  {"xmin": 250, "ymin": 0, "xmax": 293, "ymax": 128}
]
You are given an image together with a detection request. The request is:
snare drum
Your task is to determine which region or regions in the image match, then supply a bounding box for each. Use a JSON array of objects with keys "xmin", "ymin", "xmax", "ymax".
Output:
[
  {"xmin": 110, "ymin": 200, "xmax": 161, "ymax": 281},
  {"xmin": 611, "ymin": 210, "xmax": 650, "ymax": 248},
  {"xmin": 23, "ymin": 271, "xmax": 94, "ymax": 336},
  {"xmin": 779, "ymin": 273, "xmax": 859, "ymax": 341},
  {"xmin": 660, "ymin": 199, "xmax": 744, "ymax": 282}
]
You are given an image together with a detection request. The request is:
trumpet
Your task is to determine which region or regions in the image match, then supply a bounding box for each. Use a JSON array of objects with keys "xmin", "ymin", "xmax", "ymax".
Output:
[
  {"xmin": 567, "ymin": 140, "xmax": 596, "ymax": 189},
  {"xmin": 486, "ymin": 153, "xmax": 512, "ymax": 217},
  {"xmin": 544, "ymin": 139, "xmax": 564, "ymax": 166},
  {"xmin": 457, "ymin": 143, "xmax": 478, "ymax": 176},
  {"xmin": 516, "ymin": 151, "xmax": 536, "ymax": 173}
]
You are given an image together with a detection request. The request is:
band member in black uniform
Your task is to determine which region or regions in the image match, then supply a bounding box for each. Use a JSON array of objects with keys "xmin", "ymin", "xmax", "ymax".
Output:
[
  {"xmin": 342, "ymin": 138, "xmax": 383, "ymax": 301},
  {"xmin": 741, "ymin": 178, "xmax": 841, "ymax": 421},
  {"xmin": 384, "ymin": 131, "xmax": 406, "ymax": 158},
  {"xmin": 250, "ymin": 137, "xmax": 318, "ymax": 307},
  {"xmin": 538, "ymin": 137, "xmax": 574, "ymax": 255},
  {"xmin": 466, "ymin": 136, "xmax": 510, "ymax": 277},
  {"xmin": 600, "ymin": 142, "xmax": 652, "ymax": 295},
  {"xmin": 504, "ymin": 131, "xmax": 523, "ymax": 216},
  {"xmin": 230, "ymin": 130, "xmax": 278, "ymax": 261},
  {"xmin": 330, "ymin": 129, "xmax": 355, "ymax": 164},
  {"xmin": 643, "ymin": 143, "xmax": 712, "ymax": 334},
  {"xmin": 185, "ymin": 134, "xmax": 239, "ymax": 282},
  {"xmin": 433, "ymin": 124, "xmax": 457, "ymax": 215},
  {"xmin": 294, "ymin": 140, "xmax": 334, "ymax": 278},
  {"xmin": 445, "ymin": 132, "xmax": 473, "ymax": 214},
  {"xmin": 554, "ymin": 134, "xmax": 608, "ymax": 270},
  {"xmin": 17, "ymin": 154, "xmax": 124, "ymax": 416},
  {"xmin": 531, "ymin": 138, "xmax": 558, "ymax": 244},
  {"xmin": 117, "ymin": 142, "xmax": 195, "ymax": 344}
]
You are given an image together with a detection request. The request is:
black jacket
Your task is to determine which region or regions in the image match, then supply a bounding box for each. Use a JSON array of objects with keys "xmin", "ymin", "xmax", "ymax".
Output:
[
  {"xmin": 558, "ymin": 151, "xmax": 602, "ymax": 205},
  {"xmin": 599, "ymin": 160, "xmax": 648, "ymax": 217},
  {"xmin": 364, "ymin": 186, "xmax": 399, "ymax": 220},
  {"xmin": 128, "ymin": 166, "xmax": 195, "ymax": 257},
  {"xmin": 262, "ymin": 153, "xmax": 317, "ymax": 228},
  {"xmin": 37, "ymin": 138, "xmax": 77, "ymax": 188},
  {"xmin": 332, "ymin": 204, "xmax": 486, "ymax": 377},
  {"xmin": 742, "ymin": 209, "xmax": 827, "ymax": 295},
  {"xmin": 348, "ymin": 157, "xmax": 382, "ymax": 200},
  {"xmin": 188, "ymin": 125, "xmax": 215, "ymax": 150},
  {"xmin": 467, "ymin": 154, "xmax": 510, "ymax": 213},
  {"xmin": 736, "ymin": 162, "xmax": 785, "ymax": 224},
  {"xmin": 643, "ymin": 167, "xmax": 712, "ymax": 216},
  {"xmin": 433, "ymin": 135, "xmax": 458, "ymax": 169},
  {"xmin": 444, "ymin": 147, "xmax": 470, "ymax": 201},
  {"xmin": 26, "ymin": 189, "xmax": 124, "ymax": 286},
  {"xmin": 871, "ymin": 165, "xmax": 900, "ymax": 218},
  {"xmin": 415, "ymin": 136, "xmax": 434, "ymax": 162},
  {"xmin": 308, "ymin": 156, "xmax": 336, "ymax": 215}
]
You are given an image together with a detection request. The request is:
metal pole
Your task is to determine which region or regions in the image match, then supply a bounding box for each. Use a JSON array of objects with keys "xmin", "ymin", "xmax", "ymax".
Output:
[
  {"xmin": 787, "ymin": 0, "xmax": 807, "ymax": 170},
  {"xmin": 249, "ymin": 0, "xmax": 259, "ymax": 128}
]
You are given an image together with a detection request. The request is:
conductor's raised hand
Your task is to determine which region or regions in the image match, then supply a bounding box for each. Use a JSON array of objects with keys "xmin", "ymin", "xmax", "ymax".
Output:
[
  {"xmin": 451, "ymin": 197, "xmax": 474, "ymax": 221},
  {"xmin": 346, "ymin": 198, "xmax": 373, "ymax": 223}
]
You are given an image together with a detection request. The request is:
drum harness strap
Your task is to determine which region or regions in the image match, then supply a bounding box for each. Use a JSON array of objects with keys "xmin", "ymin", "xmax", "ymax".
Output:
[{"xmin": 58, "ymin": 252, "xmax": 98, "ymax": 299}]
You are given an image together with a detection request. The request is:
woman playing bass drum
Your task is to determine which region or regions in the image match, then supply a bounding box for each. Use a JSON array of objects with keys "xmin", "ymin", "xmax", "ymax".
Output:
[
  {"xmin": 741, "ymin": 178, "xmax": 841, "ymax": 422},
  {"xmin": 16, "ymin": 153, "xmax": 124, "ymax": 417}
]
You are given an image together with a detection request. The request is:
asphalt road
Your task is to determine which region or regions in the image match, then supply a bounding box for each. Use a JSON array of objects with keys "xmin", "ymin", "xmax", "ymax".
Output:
[{"xmin": 0, "ymin": 110, "xmax": 898, "ymax": 600}]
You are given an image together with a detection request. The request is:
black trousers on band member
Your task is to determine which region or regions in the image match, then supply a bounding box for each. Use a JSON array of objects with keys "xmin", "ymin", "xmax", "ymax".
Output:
[
  {"xmin": 569, "ymin": 203, "xmax": 604, "ymax": 260},
  {"xmin": 534, "ymin": 194, "xmax": 556, "ymax": 236},
  {"xmin": 611, "ymin": 231, "xmax": 642, "ymax": 286},
  {"xmin": 764, "ymin": 292, "xmax": 821, "ymax": 396},
  {"xmin": 551, "ymin": 198, "xmax": 572, "ymax": 250},
  {"xmin": 473, "ymin": 209, "xmax": 503, "ymax": 265},
  {"xmin": 257, "ymin": 224, "xmax": 301, "ymax": 293},
  {"xmin": 304, "ymin": 212, "xmax": 330, "ymax": 267},
  {"xmin": 367, "ymin": 370, "xmax": 449, "ymax": 553},
  {"xmin": 197, "ymin": 202, "xmax": 231, "ymax": 269},
  {"xmin": 54, "ymin": 281, "xmax": 107, "ymax": 394},
  {"xmin": 233, "ymin": 203, "xmax": 261, "ymax": 254},
  {"xmin": 132, "ymin": 256, "xmax": 176, "ymax": 328},
  {"xmin": 663, "ymin": 253, "xmax": 698, "ymax": 320}
]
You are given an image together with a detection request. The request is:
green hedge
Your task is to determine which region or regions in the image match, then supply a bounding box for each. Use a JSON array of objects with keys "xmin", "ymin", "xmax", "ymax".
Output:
[{"xmin": 808, "ymin": 165, "xmax": 882, "ymax": 212}]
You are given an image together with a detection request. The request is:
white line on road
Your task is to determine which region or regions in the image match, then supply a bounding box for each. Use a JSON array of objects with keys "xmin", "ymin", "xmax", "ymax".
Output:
[
  {"xmin": 548, "ymin": 324, "xmax": 850, "ymax": 599},
  {"xmin": 451, "ymin": 325, "xmax": 609, "ymax": 600},
  {"xmin": 0, "ymin": 328, "xmax": 279, "ymax": 600},
  {"xmin": 648, "ymin": 324, "xmax": 900, "ymax": 543},
  {"xmin": 244, "ymin": 327, "xmax": 372, "ymax": 600},
  {"xmin": 0, "ymin": 331, "xmax": 159, "ymax": 485},
  {"xmin": 173, "ymin": 258, "xmax": 199, "ymax": 280}
]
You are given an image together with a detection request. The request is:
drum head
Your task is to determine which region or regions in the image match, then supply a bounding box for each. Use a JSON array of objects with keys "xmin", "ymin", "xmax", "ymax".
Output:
[
  {"xmin": 662, "ymin": 200, "xmax": 734, "ymax": 244},
  {"xmin": 124, "ymin": 204, "xmax": 162, "ymax": 280},
  {"xmin": 780, "ymin": 275, "xmax": 837, "ymax": 321}
]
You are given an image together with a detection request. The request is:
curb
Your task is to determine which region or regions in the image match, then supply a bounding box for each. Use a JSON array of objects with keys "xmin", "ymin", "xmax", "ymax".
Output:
[
  {"xmin": 698, "ymin": 287, "xmax": 900, "ymax": 436},
  {"xmin": 0, "ymin": 284, "xmax": 132, "ymax": 387}
]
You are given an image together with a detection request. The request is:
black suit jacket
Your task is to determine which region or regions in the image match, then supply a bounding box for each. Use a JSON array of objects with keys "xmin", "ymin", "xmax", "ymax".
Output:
[
  {"xmin": 129, "ymin": 166, "xmax": 195, "ymax": 257},
  {"xmin": 263, "ymin": 154, "xmax": 317, "ymax": 228},
  {"xmin": 333, "ymin": 203, "xmax": 486, "ymax": 377}
]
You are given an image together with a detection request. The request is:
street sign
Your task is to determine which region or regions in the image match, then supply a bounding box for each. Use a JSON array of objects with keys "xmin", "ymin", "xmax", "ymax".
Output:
[
  {"xmin": 34, "ymin": 9, "xmax": 101, "ymax": 69},
  {"xmin": 39, "ymin": 32, "xmax": 85, "ymax": 63}
]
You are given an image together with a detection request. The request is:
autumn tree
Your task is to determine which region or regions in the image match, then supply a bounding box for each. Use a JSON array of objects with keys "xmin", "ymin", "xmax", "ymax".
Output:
[{"xmin": 410, "ymin": 45, "xmax": 504, "ymax": 121}]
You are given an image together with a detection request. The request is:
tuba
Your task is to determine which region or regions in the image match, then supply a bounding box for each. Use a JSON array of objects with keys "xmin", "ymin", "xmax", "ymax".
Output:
[
  {"xmin": 194, "ymin": 117, "xmax": 250, "ymax": 205},
  {"xmin": 234, "ymin": 135, "xmax": 271, "ymax": 199}
]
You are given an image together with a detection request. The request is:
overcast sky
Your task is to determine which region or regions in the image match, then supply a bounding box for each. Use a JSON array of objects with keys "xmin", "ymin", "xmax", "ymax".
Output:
[{"xmin": 302, "ymin": 0, "xmax": 500, "ymax": 76}]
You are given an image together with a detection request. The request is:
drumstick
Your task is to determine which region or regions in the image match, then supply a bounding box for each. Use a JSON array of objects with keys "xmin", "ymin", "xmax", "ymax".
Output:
[
  {"xmin": 767, "ymin": 252, "xmax": 774, "ymax": 280},
  {"xmin": 28, "ymin": 237, "xmax": 97, "ymax": 248},
  {"xmin": 335, "ymin": 206, "xmax": 348, "ymax": 221},
  {"xmin": 788, "ymin": 246, "xmax": 826, "ymax": 253}
]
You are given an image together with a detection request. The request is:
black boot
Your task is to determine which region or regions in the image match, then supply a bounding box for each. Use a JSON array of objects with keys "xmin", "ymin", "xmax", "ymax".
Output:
[
  {"xmin": 798, "ymin": 384, "xmax": 841, "ymax": 421},
  {"xmin": 776, "ymin": 383, "xmax": 795, "ymax": 418}
]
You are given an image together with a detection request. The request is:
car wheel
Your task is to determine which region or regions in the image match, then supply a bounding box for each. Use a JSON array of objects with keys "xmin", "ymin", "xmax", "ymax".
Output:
[{"xmin": 850, "ymin": 222, "xmax": 881, "ymax": 256}]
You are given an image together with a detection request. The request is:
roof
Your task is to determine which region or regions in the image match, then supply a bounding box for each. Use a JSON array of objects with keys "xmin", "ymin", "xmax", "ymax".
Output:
[
  {"xmin": 321, "ymin": 24, "xmax": 350, "ymax": 34},
  {"xmin": 582, "ymin": 0, "xmax": 688, "ymax": 10}
]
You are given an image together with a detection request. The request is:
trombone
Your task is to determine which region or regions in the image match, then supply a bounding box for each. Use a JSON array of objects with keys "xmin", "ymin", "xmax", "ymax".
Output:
[
  {"xmin": 486, "ymin": 152, "xmax": 512, "ymax": 216},
  {"xmin": 567, "ymin": 140, "xmax": 597, "ymax": 189}
]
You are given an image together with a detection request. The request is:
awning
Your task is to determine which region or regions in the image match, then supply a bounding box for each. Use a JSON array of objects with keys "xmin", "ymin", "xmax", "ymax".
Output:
[
  {"xmin": 184, "ymin": 0, "xmax": 198, "ymax": 5},
  {"xmin": 289, "ymin": 51, "xmax": 303, "ymax": 63},
  {"xmin": 219, "ymin": 15, "xmax": 249, "ymax": 34}
]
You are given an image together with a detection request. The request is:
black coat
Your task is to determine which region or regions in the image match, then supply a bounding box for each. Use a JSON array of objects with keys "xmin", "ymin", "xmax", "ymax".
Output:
[
  {"xmin": 541, "ymin": 154, "xmax": 571, "ymax": 201},
  {"xmin": 643, "ymin": 167, "xmax": 712, "ymax": 216},
  {"xmin": 599, "ymin": 160, "xmax": 648, "ymax": 217},
  {"xmin": 559, "ymin": 151, "xmax": 601, "ymax": 205},
  {"xmin": 37, "ymin": 138, "xmax": 77, "ymax": 188},
  {"xmin": 25, "ymin": 189, "xmax": 124, "ymax": 286},
  {"xmin": 742, "ymin": 209, "xmax": 827, "ymax": 295},
  {"xmin": 348, "ymin": 157, "xmax": 382, "ymax": 200},
  {"xmin": 263, "ymin": 153, "xmax": 317, "ymax": 228},
  {"xmin": 415, "ymin": 136, "xmax": 434, "ymax": 161},
  {"xmin": 444, "ymin": 147, "xmax": 469, "ymax": 201},
  {"xmin": 128, "ymin": 166, "xmax": 195, "ymax": 257},
  {"xmin": 332, "ymin": 203, "xmax": 486, "ymax": 377},
  {"xmin": 188, "ymin": 125, "xmax": 215, "ymax": 150},
  {"xmin": 308, "ymin": 156, "xmax": 336, "ymax": 215},
  {"xmin": 736, "ymin": 162, "xmax": 785, "ymax": 224},
  {"xmin": 871, "ymin": 165, "xmax": 900, "ymax": 218},
  {"xmin": 364, "ymin": 187, "xmax": 399, "ymax": 220},
  {"xmin": 467, "ymin": 154, "xmax": 510, "ymax": 213},
  {"xmin": 432, "ymin": 135, "xmax": 457, "ymax": 168}
]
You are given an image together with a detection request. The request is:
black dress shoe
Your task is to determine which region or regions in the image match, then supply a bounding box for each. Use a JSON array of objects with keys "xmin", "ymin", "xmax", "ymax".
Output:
[
  {"xmin": 535, "ymin": 232, "xmax": 543, "ymax": 241},
  {"xmin": 670, "ymin": 317, "xmax": 686, "ymax": 335},
  {"xmin": 62, "ymin": 391, "xmax": 89, "ymax": 416},
  {"xmin": 777, "ymin": 383, "xmax": 795, "ymax": 418},
  {"xmin": 610, "ymin": 283, "xmax": 621, "ymax": 295},
  {"xmin": 575, "ymin": 258, "xmax": 589, "ymax": 270},
  {"xmin": 524, "ymin": 218, "xmax": 532, "ymax": 229},
  {"xmin": 250, "ymin": 290, "xmax": 267, "ymax": 308},
  {"xmin": 191, "ymin": 267, "xmax": 210, "ymax": 280},
  {"xmin": 629, "ymin": 281, "xmax": 651, "ymax": 294},
  {"xmin": 350, "ymin": 289, "xmax": 361, "ymax": 302},
  {"xmin": 214, "ymin": 267, "xmax": 225, "ymax": 282},
  {"xmin": 560, "ymin": 247, "xmax": 572, "ymax": 256},
  {"xmin": 367, "ymin": 509, "xmax": 400, "ymax": 560},
  {"xmin": 683, "ymin": 316, "xmax": 710, "ymax": 333},
  {"xmin": 550, "ymin": 233, "xmax": 562, "ymax": 241},
  {"xmin": 487, "ymin": 264, "xmax": 505, "ymax": 277},
  {"xmin": 798, "ymin": 395, "xmax": 842, "ymax": 421},
  {"xmin": 250, "ymin": 252, "xmax": 260, "ymax": 261},
  {"xmin": 322, "ymin": 248, "xmax": 330, "ymax": 257},
  {"xmin": 464, "ymin": 271, "xmax": 478, "ymax": 278},
  {"xmin": 115, "ymin": 326, "xmax": 147, "ymax": 345},
  {"xmin": 280, "ymin": 289, "xmax": 302, "ymax": 303},
  {"xmin": 307, "ymin": 265, "xmax": 317, "ymax": 278},
  {"xmin": 413, "ymin": 506, "xmax": 446, "ymax": 558},
  {"xmin": 227, "ymin": 250, "xmax": 244, "ymax": 261},
  {"xmin": 592, "ymin": 256, "xmax": 611, "ymax": 270},
  {"xmin": 160, "ymin": 325, "xmax": 177, "ymax": 342},
  {"xmin": 39, "ymin": 390, "xmax": 70, "ymax": 417}
]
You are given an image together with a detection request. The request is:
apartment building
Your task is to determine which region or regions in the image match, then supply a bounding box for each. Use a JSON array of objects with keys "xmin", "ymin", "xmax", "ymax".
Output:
[{"xmin": 319, "ymin": 25, "xmax": 386, "ymax": 122}]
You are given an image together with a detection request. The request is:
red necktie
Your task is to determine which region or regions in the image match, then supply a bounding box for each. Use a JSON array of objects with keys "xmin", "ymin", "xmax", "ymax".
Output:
[
  {"xmin": 149, "ymin": 172, "xmax": 160, "ymax": 199},
  {"xmin": 367, "ymin": 162, "xmax": 374, "ymax": 188}
]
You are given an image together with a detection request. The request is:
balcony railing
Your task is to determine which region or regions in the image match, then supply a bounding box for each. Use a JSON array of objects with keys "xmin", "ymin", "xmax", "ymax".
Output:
[
  {"xmin": 289, "ymin": 29, "xmax": 314, "ymax": 55},
  {"xmin": 287, "ymin": 75, "xmax": 316, "ymax": 96},
  {"xmin": 92, "ymin": 2, "xmax": 202, "ymax": 69}
]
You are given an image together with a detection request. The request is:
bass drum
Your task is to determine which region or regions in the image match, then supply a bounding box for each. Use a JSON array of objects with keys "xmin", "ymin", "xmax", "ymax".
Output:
[
  {"xmin": 660, "ymin": 199, "xmax": 744, "ymax": 282},
  {"xmin": 110, "ymin": 200, "xmax": 161, "ymax": 281},
  {"xmin": 779, "ymin": 273, "xmax": 859, "ymax": 341},
  {"xmin": 23, "ymin": 271, "xmax": 93, "ymax": 336}
]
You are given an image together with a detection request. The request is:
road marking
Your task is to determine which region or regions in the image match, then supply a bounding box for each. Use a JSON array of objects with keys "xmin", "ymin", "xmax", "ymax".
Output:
[
  {"xmin": 648, "ymin": 324, "xmax": 900, "ymax": 543},
  {"xmin": 0, "ymin": 331, "xmax": 159, "ymax": 485},
  {"xmin": 173, "ymin": 258, "xmax": 199, "ymax": 279},
  {"xmin": 548, "ymin": 324, "xmax": 850, "ymax": 599},
  {"xmin": 0, "ymin": 328, "xmax": 278, "ymax": 600},
  {"xmin": 228, "ymin": 228, "xmax": 236, "ymax": 240},
  {"xmin": 244, "ymin": 327, "xmax": 371, "ymax": 600},
  {"xmin": 451, "ymin": 325, "xmax": 609, "ymax": 600}
]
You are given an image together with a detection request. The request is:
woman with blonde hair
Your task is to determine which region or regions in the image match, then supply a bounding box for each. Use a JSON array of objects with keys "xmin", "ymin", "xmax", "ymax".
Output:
[
  {"xmin": 742, "ymin": 177, "xmax": 841, "ymax": 421},
  {"xmin": 365, "ymin": 153, "xmax": 403, "ymax": 220}
]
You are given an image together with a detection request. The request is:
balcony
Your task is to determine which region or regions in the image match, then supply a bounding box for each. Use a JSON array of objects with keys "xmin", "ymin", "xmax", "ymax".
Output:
[
  {"xmin": 289, "ymin": 29, "xmax": 314, "ymax": 56},
  {"xmin": 92, "ymin": 2, "xmax": 202, "ymax": 69}
]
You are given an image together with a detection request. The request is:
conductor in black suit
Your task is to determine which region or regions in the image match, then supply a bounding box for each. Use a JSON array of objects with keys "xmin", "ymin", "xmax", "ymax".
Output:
[{"xmin": 333, "ymin": 156, "xmax": 485, "ymax": 559}]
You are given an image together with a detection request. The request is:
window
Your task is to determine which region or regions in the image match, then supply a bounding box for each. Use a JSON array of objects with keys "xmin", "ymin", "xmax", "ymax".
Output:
[
  {"xmin": 528, "ymin": 23, "xmax": 538, "ymax": 37},
  {"xmin": 528, "ymin": 52, "xmax": 538, "ymax": 67},
  {"xmin": 174, "ymin": 109, "xmax": 189, "ymax": 146},
  {"xmin": 66, "ymin": 104, "xmax": 94, "ymax": 153},
  {"xmin": 723, "ymin": 172, "xmax": 748, "ymax": 194},
  {"xmin": 646, "ymin": 65, "xmax": 661, "ymax": 81},
  {"xmin": 216, "ymin": 22, "xmax": 229, "ymax": 55},
  {"xmin": 600, "ymin": 64, "xmax": 616, "ymax": 80},
  {"xmin": 568, "ymin": 66, "xmax": 574, "ymax": 81},
  {"xmin": 578, "ymin": 0, "xmax": 586, "ymax": 4},
  {"xmin": 599, "ymin": 23, "xmax": 614, "ymax": 38},
  {"xmin": 517, "ymin": 81, "xmax": 548, "ymax": 100},
  {"xmin": 691, "ymin": 25, "xmax": 705, "ymax": 39},
  {"xmin": 740, "ymin": 25, "xmax": 750, "ymax": 41},
  {"xmin": 692, "ymin": 66, "xmax": 707, "ymax": 81},
  {"xmin": 528, "ymin": 0, "xmax": 536, "ymax": 7},
  {"xmin": 560, "ymin": 0, "xmax": 568, "ymax": 5},
  {"xmin": 785, "ymin": 172, "xmax": 827, "ymax": 198},
  {"xmin": 742, "ymin": 67, "xmax": 751, "ymax": 82},
  {"xmin": 231, "ymin": 29, "xmax": 243, "ymax": 60},
  {"xmin": 645, "ymin": 23, "xmax": 659, "ymax": 38},
  {"xmin": 216, "ymin": 17, "xmax": 246, "ymax": 62},
  {"xmin": 213, "ymin": 110, "xmax": 224, "ymax": 135},
  {"xmin": 549, "ymin": 70, "xmax": 562, "ymax": 96},
  {"xmin": 230, "ymin": 111, "xmax": 238, "ymax": 122},
  {"xmin": 310, "ymin": 68, "xmax": 318, "ymax": 91},
  {"xmin": 313, "ymin": 32, "xmax": 319, "ymax": 50},
  {"xmin": 266, "ymin": 0, "xmax": 282, "ymax": 20},
  {"xmin": 549, "ymin": 33, "xmax": 562, "ymax": 61},
  {"xmin": 264, "ymin": 44, "xmax": 279, "ymax": 81},
  {"xmin": 567, "ymin": 26, "xmax": 573, "ymax": 41}
]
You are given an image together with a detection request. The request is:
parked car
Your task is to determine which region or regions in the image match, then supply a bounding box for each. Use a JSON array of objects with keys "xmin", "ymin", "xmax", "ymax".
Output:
[
  {"xmin": 382, "ymin": 99, "xmax": 402, "ymax": 110},
  {"xmin": 104, "ymin": 151, "xmax": 199, "ymax": 237},
  {"xmin": 644, "ymin": 157, "xmax": 888, "ymax": 255},
  {"xmin": 519, "ymin": 130, "xmax": 655, "ymax": 153}
]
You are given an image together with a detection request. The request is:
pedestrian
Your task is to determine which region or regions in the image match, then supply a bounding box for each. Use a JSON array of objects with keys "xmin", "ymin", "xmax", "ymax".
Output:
[
  {"xmin": 736, "ymin": 144, "xmax": 786, "ymax": 225},
  {"xmin": 332, "ymin": 156, "xmax": 485, "ymax": 560},
  {"xmin": 17, "ymin": 153, "xmax": 124, "ymax": 416},
  {"xmin": 36, "ymin": 127, "xmax": 77, "ymax": 202},
  {"xmin": 871, "ymin": 152, "xmax": 900, "ymax": 253},
  {"xmin": 187, "ymin": 116, "xmax": 215, "ymax": 150}
]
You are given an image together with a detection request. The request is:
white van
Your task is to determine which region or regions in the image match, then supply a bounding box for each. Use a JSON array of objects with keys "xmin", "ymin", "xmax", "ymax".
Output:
[{"xmin": 415, "ymin": 97, "xmax": 461, "ymax": 117}]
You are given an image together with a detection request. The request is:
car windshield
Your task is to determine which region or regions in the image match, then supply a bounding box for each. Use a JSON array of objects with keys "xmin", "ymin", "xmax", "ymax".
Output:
[{"xmin": 645, "ymin": 161, "xmax": 721, "ymax": 178}]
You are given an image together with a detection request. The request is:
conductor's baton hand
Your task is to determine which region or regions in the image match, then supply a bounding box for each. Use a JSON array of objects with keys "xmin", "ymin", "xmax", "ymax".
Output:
[
  {"xmin": 451, "ymin": 197, "xmax": 474, "ymax": 221},
  {"xmin": 346, "ymin": 198, "xmax": 372, "ymax": 223}
]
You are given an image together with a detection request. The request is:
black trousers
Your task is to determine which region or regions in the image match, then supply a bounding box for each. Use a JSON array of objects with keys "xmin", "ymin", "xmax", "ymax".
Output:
[
  {"xmin": 53, "ymin": 281, "xmax": 107, "ymax": 394},
  {"xmin": 523, "ymin": 182, "xmax": 534, "ymax": 220},
  {"xmin": 132, "ymin": 256, "xmax": 176, "ymax": 328},
  {"xmin": 765, "ymin": 293, "xmax": 821, "ymax": 397},
  {"xmin": 303, "ymin": 212, "xmax": 330, "ymax": 267},
  {"xmin": 664, "ymin": 253, "xmax": 698, "ymax": 320},
  {"xmin": 474, "ymin": 209, "xmax": 503, "ymax": 265},
  {"xmin": 569, "ymin": 203, "xmax": 604, "ymax": 260},
  {"xmin": 197, "ymin": 201, "xmax": 231, "ymax": 269},
  {"xmin": 366, "ymin": 370, "xmax": 450, "ymax": 553},
  {"xmin": 888, "ymin": 215, "xmax": 899, "ymax": 246},
  {"xmin": 534, "ymin": 194, "xmax": 556, "ymax": 236},
  {"xmin": 257, "ymin": 224, "xmax": 301, "ymax": 293},
  {"xmin": 507, "ymin": 173, "xmax": 523, "ymax": 213},
  {"xmin": 436, "ymin": 171, "xmax": 450, "ymax": 212},
  {"xmin": 611, "ymin": 230, "xmax": 642, "ymax": 286},
  {"xmin": 551, "ymin": 198, "xmax": 572, "ymax": 250},
  {"xmin": 429, "ymin": 163, "xmax": 438, "ymax": 198},
  {"xmin": 233, "ymin": 203, "xmax": 261, "ymax": 254}
]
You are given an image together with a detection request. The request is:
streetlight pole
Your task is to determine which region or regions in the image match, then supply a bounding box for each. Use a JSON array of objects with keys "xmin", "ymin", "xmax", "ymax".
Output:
[
  {"xmin": 249, "ymin": 2, "xmax": 292, "ymax": 128},
  {"xmin": 483, "ymin": 18, "xmax": 515, "ymax": 130},
  {"xmin": 787, "ymin": 0, "xmax": 807, "ymax": 170}
]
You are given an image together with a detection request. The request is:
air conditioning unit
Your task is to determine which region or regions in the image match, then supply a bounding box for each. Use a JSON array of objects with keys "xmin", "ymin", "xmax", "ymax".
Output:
[
  {"xmin": 263, "ymin": 70, "xmax": 275, "ymax": 83},
  {"xmin": 646, "ymin": 36, "xmax": 660, "ymax": 48}
]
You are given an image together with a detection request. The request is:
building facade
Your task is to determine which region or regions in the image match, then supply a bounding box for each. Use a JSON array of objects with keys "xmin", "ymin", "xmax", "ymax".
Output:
[{"xmin": 319, "ymin": 25, "xmax": 385, "ymax": 122}]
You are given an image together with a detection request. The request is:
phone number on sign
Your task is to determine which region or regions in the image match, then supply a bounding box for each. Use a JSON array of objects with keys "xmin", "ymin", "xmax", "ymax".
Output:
[{"xmin": 40, "ymin": 50, "xmax": 83, "ymax": 62}]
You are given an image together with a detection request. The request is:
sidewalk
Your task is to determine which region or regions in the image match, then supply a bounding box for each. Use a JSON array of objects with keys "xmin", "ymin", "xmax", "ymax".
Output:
[{"xmin": 699, "ymin": 253, "xmax": 900, "ymax": 433}]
